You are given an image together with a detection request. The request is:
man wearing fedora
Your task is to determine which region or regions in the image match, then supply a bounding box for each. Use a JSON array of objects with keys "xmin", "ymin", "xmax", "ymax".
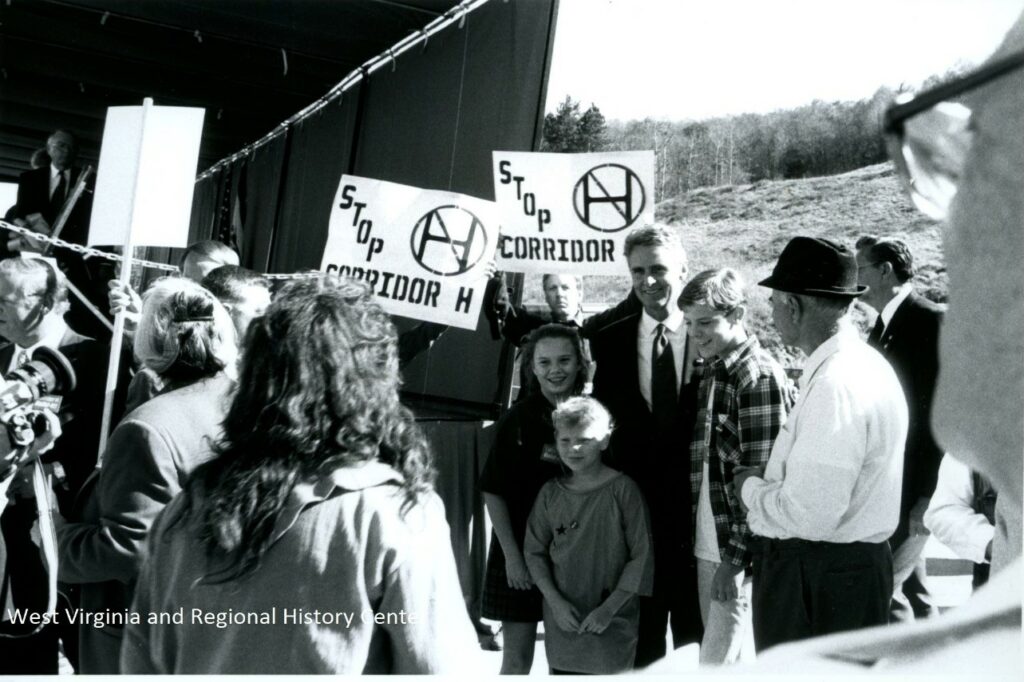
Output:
[{"xmin": 734, "ymin": 237, "xmax": 908, "ymax": 652}]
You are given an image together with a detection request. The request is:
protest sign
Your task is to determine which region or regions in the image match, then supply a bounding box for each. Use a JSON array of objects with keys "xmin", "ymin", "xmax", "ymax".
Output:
[
  {"xmin": 88, "ymin": 99, "xmax": 205, "ymax": 463},
  {"xmin": 492, "ymin": 150, "xmax": 654, "ymax": 275},
  {"xmin": 89, "ymin": 103, "xmax": 204, "ymax": 248},
  {"xmin": 322, "ymin": 176, "xmax": 498, "ymax": 330}
]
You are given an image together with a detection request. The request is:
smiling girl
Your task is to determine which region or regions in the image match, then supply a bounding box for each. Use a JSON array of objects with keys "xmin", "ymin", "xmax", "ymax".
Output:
[{"xmin": 478, "ymin": 324, "xmax": 587, "ymax": 673}]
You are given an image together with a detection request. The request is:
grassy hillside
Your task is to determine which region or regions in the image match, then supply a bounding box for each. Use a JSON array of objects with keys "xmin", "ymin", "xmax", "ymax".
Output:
[{"xmin": 522, "ymin": 163, "xmax": 946, "ymax": 369}]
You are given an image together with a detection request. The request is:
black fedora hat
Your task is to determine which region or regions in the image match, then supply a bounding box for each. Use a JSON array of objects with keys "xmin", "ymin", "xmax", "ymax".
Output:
[{"xmin": 758, "ymin": 237, "xmax": 867, "ymax": 298}]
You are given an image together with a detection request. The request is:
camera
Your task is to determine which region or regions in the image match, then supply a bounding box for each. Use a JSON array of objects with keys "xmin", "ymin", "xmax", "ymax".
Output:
[{"xmin": 0, "ymin": 346, "xmax": 76, "ymax": 479}]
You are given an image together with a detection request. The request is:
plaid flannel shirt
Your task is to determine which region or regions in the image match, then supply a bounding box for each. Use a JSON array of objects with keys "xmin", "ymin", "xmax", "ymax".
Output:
[{"xmin": 689, "ymin": 336, "xmax": 796, "ymax": 567}]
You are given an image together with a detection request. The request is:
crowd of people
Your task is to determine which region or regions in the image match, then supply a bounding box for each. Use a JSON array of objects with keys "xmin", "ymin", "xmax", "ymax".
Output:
[{"xmin": 0, "ymin": 10, "xmax": 1018, "ymax": 675}]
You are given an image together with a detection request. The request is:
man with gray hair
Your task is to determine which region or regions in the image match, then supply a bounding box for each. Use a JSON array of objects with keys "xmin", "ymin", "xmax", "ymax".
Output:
[
  {"xmin": 587, "ymin": 224, "xmax": 702, "ymax": 666},
  {"xmin": 12, "ymin": 130, "xmax": 108, "ymax": 340},
  {"xmin": 0, "ymin": 257, "xmax": 128, "ymax": 673},
  {"xmin": 735, "ymin": 237, "xmax": 908, "ymax": 651}
]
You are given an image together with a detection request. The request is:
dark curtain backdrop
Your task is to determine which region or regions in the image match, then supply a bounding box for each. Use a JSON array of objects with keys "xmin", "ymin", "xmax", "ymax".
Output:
[
  {"xmin": 353, "ymin": 0, "xmax": 556, "ymax": 418},
  {"xmin": 268, "ymin": 88, "xmax": 362, "ymax": 274},
  {"xmin": 189, "ymin": 168, "xmax": 224, "ymax": 246},
  {"xmin": 239, "ymin": 132, "xmax": 289, "ymax": 273},
  {"xmin": 183, "ymin": 0, "xmax": 557, "ymax": 419}
]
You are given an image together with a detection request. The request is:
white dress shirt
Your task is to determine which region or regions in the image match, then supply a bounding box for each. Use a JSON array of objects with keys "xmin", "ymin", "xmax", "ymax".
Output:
[
  {"xmin": 924, "ymin": 455, "xmax": 994, "ymax": 564},
  {"xmin": 878, "ymin": 282, "xmax": 914, "ymax": 330},
  {"xmin": 741, "ymin": 326, "xmax": 908, "ymax": 543},
  {"xmin": 637, "ymin": 308, "xmax": 686, "ymax": 410}
]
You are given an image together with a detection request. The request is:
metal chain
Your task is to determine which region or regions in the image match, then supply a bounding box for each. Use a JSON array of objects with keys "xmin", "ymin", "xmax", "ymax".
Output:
[
  {"xmin": 263, "ymin": 271, "xmax": 325, "ymax": 280},
  {"xmin": 0, "ymin": 221, "xmax": 337, "ymax": 280},
  {"xmin": 0, "ymin": 220, "xmax": 181, "ymax": 273}
]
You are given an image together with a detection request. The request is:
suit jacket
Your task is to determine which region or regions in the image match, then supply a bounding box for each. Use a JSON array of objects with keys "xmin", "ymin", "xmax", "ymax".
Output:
[
  {"xmin": 586, "ymin": 308, "xmax": 700, "ymax": 546},
  {"xmin": 586, "ymin": 306, "xmax": 702, "ymax": 643},
  {"xmin": 58, "ymin": 372, "xmax": 234, "ymax": 674},
  {"xmin": 870, "ymin": 292, "xmax": 945, "ymax": 536},
  {"xmin": 13, "ymin": 167, "xmax": 113, "ymax": 340},
  {"xmin": 14, "ymin": 165, "xmax": 93, "ymax": 245},
  {"xmin": 0, "ymin": 326, "xmax": 129, "ymax": 656}
]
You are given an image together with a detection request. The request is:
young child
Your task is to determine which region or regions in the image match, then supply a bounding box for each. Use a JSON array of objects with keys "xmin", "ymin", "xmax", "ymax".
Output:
[{"xmin": 524, "ymin": 396, "xmax": 653, "ymax": 674}]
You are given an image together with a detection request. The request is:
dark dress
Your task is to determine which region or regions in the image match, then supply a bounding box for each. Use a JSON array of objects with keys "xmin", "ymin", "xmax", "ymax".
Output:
[{"xmin": 479, "ymin": 392, "xmax": 563, "ymax": 622}]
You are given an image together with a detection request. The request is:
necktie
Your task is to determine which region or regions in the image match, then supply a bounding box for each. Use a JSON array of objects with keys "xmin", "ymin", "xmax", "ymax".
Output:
[
  {"xmin": 51, "ymin": 171, "xmax": 68, "ymax": 214},
  {"xmin": 651, "ymin": 324, "xmax": 678, "ymax": 435},
  {"xmin": 867, "ymin": 316, "xmax": 885, "ymax": 348}
]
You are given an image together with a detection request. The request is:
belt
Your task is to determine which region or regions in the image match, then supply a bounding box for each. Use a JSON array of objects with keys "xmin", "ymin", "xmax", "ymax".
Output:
[{"xmin": 750, "ymin": 536, "xmax": 888, "ymax": 554}]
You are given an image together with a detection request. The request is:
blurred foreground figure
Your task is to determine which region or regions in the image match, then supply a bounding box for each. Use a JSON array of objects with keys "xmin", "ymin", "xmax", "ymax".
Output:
[
  {"xmin": 654, "ymin": 11, "xmax": 1024, "ymax": 675},
  {"xmin": 122, "ymin": 277, "xmax": 480, "ymax": 674}
]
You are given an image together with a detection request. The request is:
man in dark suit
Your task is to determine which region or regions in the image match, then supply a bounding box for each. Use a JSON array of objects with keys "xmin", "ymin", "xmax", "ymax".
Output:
[
  {"xmin": 856, "ymin": 235, "xmax": 944, "ymax": 622},
  {"xmin": 0, "ymin": 256, "xmax": 127, "ymax": 673},
  {"xmin": 586, "ymin": 224, "xmax": 702, "ymax": 667},
  {"xmin": 12, "ymin": 130, "xmax": 109, "ymax": 340}
]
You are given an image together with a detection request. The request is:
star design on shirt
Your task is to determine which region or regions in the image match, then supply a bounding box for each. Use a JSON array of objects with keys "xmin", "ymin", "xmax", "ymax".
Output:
[{"xmin": 556, "ymin": 524, "xmax": 567, "ymax": 535}]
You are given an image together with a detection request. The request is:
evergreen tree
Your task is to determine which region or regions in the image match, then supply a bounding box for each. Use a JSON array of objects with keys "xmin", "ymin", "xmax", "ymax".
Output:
[{"xmin": 542, "ymin": 96, "xmax": 607, "ymax": 152}]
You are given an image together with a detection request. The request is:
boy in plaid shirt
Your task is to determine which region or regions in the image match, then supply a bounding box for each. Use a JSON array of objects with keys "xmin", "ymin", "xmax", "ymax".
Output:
[{"xmin": 681, "ymin": 269, "xmax": 794, "ymax": 665}]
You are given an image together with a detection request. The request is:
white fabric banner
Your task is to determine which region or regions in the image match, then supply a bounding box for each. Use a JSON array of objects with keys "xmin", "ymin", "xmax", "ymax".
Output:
[
  {"xmin": 492, "ymin": 150, "xmax": 655, "ymax": 276},
  {"xmin": 322, "ymin": 175, "xmax": 498, "ymax": 330}
]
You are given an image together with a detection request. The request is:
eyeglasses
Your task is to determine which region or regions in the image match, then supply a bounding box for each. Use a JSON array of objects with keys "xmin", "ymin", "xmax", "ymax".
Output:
[{"xmin": 884, "ymin": 49, "xmax": 1024, "ymax": 221}]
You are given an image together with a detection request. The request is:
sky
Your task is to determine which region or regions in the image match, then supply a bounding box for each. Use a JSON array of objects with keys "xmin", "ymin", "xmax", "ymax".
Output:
[{"xmin": 545, "ymin": 0, "xmax": 1023, "ymax": 121}]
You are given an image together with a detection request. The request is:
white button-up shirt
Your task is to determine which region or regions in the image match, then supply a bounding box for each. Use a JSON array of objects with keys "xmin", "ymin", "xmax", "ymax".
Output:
[
  {"xmin": 741, "ymin": 327, "xmax": 908, "ymax": 543},
  {"xmin": 924, "ymin": 455, "xmax": 994, "ymax": 564},
  {"xmin": 878, "ymin": 282, "xmax": 914, "ymax": 330}
]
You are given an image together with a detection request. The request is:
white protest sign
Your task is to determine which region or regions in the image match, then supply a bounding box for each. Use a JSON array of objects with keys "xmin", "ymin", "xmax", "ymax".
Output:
[
  {"xmin": 322, "ymin": 176, "xmax": 498, "ymax": 330},
  {"xmin": 492, "ymin": 150, "xmax": 655, "ymax": 276},
  {"xmin": 89, "ymin": 104, "xmax": 205, "ymax": 247}
]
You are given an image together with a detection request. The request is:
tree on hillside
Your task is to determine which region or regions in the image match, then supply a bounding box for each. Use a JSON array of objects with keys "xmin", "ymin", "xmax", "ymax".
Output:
[{"xmin": 542, "ymin": 96, "xmax": 607, "ymax": 152}]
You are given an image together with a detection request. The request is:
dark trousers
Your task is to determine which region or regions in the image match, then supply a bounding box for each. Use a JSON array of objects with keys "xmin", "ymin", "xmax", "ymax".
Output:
[
  {"xmin": 751, "ymin": 537, "xmax": 892, "ymax": 653},
  {"xmin": 634, "ymin": 552, "xmax": 702, "ymax": 668},
  {"xmin": 0, "ymin": 502, "xmax": 79, "ymax": 674}
]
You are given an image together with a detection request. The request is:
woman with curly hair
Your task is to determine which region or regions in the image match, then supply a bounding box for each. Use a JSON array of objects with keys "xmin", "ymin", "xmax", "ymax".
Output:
[
  {"xmin": 121, "ymin": 277, "xmax": 479, "ymax": 674},
  {"xmin": 58, "ymin": 277, "xmax": 238, "ymax": 674},
  {"xmin": 478, "ymin": 323, "xmax": 588, "ymax": 673}
]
